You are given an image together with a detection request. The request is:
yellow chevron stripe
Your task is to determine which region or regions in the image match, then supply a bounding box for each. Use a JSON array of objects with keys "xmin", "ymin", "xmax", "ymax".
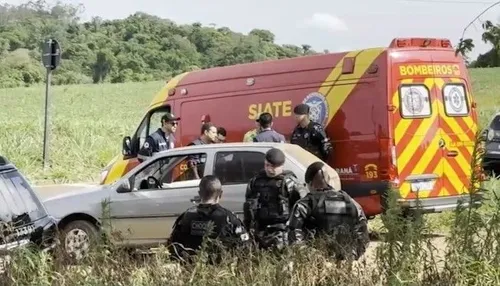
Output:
[
  {"xmin": 441, "ymin": 132, "xmax": 471, "ymax": 181},
  {"xmin": 399, "ymin": 182, "xmax": 411, "ymax": 199},
  {"xmin": 399, "ymin": 131, "xmax": 440, "ymax": 200},
  {"xmin": 411, "ymin": 134, "xmax": 441, "ymax": 175},
  {"xmin": 392, "ymin": 79, "xmax": 414, "ymax": 109},
  {"xmin": 103, "ymin": 155, "xmax": 129, "ymax": 184},
  {"xmin": 104, "ymin": 73, "xmax": 190, "ymax": 185},
  {"xmin": 318, "ymin": 51, "xmax": 362, "ymax": 97},
  {"xmin": 434, "ymin": 79, "xmax": 471, "ymax": 143},
  {"xmin": 431, "ymin": 157, "xmax": 447, "ymax": 197},
  {"xmin": 404, "ymin": 154, "xmax": 444, "ymax": 199},
  {"xmin": 397, "ymin": 78, "xmax": 438, "ymax": 171},
  {"xmin": 321, "ymin": 48, "xmax": 385, "ymax": 124},
  {"xmin": 449, "ymin": 77, "xmax": 476, "ymax": 131},
  {"xmin": 393, "ymin": 79, "xmax": 414, "ymax": 143},
  {"xmin": 443, "ymin": 159, "xmax": 468, "ymax": 195},
  {"xmin": 149, "ymin": 72, "xmax": 190, "ymax": 107}
]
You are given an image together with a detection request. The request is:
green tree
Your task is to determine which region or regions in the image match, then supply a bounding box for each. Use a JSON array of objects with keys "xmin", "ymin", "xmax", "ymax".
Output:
[{"xmin": 0, "ymin": 1, "xmax": 315, "ymax": 88}]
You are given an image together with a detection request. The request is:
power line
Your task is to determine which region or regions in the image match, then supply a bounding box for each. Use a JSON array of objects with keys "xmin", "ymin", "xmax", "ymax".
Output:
[
  {"xmin": 460, "ymin": 1, "xmax": 500, "ymax": 40},
  {"xmin": 399, "ymin": 0, "xmax": 495, "ymax": 4}
]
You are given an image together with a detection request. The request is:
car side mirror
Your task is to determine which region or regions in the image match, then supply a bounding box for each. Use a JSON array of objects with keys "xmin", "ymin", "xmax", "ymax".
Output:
[
  {"xmin": 122, "ymin": 136, "xmax": 132, "ymax": 156},
  {"xmin": 479, "ymin": 129, "xmax": 488, "ymax": 141},
  {"xmin": 116, "ymin": 179, "xmax": 132, "ymax": 193}
]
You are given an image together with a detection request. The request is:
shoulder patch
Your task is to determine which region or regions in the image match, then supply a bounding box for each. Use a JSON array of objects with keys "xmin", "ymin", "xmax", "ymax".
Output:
[
  {"xmin": 302, "ymin": 92, "xmax": 329, "ymax": 126},
  {"xmin": 312, "ymin": 123, "xmax": 323, "ymax": 131}
]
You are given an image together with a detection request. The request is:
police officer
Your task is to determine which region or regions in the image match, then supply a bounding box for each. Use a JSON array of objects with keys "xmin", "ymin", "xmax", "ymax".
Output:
[
  {"xmin": 290, "ymin": 104, "xmax": 332, "ymax": 161},
  {"xmin": 169, "ymin": 175, "xmax": 251, "ymax": 263},
  {"xmin": 138, "ymin": 113, "xmax": 179, "ymax": 162},
  {"xmin": 253, "ymin": 112, "xmax": 286, "ymax": 143},
  {"xmin": 243, "ymin": 148, "xmax": 308, "ymax": 250},
  {"xmin": 287, "ymin": 161, "xmax": 370, "ymax": 261}
]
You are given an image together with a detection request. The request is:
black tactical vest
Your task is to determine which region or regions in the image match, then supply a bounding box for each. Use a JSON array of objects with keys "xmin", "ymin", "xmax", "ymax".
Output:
[
  {"xmin": 176, "ymin": 204, "xmax": 232, "ymax": 250},
  {"xmin": 308, "ymin": 190, "xmax": 359, "ymax": 234},
  {"xmin": 290, "ymin": 122, "xmax": 322, "ymax": 158},
  {"xmin": 251, "ymin": 171, "xmax": 294, "ymax": 225}
]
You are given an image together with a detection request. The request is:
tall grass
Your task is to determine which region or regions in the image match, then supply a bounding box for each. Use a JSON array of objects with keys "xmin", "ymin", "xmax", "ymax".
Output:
[
  {"xmin": 1, "ymin": 129, "xmax": 500, "ymax": 285},
  {"xmin": 1, "ymin": 68, "xmax": 500, "ymax": 284},
  {"xmin": 0, "ymin": 68, "xmax": 499, "ymax": 185}
]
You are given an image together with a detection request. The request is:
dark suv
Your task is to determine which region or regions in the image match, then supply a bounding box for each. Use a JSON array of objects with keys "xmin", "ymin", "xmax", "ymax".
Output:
[
  {"xmin": 482, "ymin": 113, "xmax": 500, "ymax": 176},
  {"xmin": 0, "ymin": 155, "xmax": 56, "ymax": 257}
]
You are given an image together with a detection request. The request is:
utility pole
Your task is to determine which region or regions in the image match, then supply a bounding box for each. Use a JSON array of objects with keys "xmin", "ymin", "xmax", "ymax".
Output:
[{"xmin": 41, "ymin": 38, "xmax": 62, "ymax": 170}]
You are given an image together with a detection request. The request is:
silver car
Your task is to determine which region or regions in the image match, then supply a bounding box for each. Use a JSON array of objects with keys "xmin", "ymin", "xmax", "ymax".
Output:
[{"xmin": 43, "ymin": 143, "xmax": 341, "ymax": 259}]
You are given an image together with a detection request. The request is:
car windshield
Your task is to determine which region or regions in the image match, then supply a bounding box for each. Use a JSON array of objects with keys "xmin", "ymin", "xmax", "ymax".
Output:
[
  {"xmin": 0, "ymin": 170, "xmax": 44, "ymax": 223},
  {"xmin": 491, "ymin": 115, "xmax": 500, "ymax": 130}
]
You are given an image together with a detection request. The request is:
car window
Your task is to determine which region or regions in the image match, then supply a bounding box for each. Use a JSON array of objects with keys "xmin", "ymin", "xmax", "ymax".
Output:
[
  {"xmin": 149, "ymin": 107, "xmax": 172, "ymax": 136},
  {"xmin": 490, "ymin": 115, "xmax": 500, "ymax": 130},
  {"xmin": 213, "ymin": 151, "xmax": 265, "ymax": 185},
  {"xmin": 132, "ymin": 153, "xmax": 207, "ymax": 190}
]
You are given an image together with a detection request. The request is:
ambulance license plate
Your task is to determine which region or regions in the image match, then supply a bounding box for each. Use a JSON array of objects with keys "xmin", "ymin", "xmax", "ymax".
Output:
[{"xmin": 410, "ymin": 180, "xmax": 435, "ymax": 192}]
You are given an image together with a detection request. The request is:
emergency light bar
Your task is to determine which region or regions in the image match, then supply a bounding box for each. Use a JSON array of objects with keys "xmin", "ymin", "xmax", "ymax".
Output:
[{"xmin": 389, "ymin": 38, "xmax": 452, "ymax": 49}]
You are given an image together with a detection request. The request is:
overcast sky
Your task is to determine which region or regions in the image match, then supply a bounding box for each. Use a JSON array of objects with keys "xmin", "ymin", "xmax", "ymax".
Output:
[{"xmin": 3, "ymin": 0, "xmax": 500, "ymax": 59}]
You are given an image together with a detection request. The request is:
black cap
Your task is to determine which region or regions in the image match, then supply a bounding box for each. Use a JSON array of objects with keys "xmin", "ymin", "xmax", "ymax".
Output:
[
  {"xmin": 293, "ymin": 104, "xmax": 310, "ymax": 115},
  {"xmin": 305, "ymin": 161, "xmax": 325, "ymax": 184},
  {"xmin": 161, "ymin": 113, "xmax": 181, "ymax": 122},
  {"xmin": 256, "ymin": 112, "xmax": 273, "ymax": 125},
  {"xmin": 265, "ymin": 148, "xmax": 285, "ymax": 167}
]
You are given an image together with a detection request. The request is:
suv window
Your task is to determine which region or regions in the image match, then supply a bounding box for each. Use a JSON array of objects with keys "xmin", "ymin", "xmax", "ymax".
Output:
[
  {"xmin": 132, "ymin": 153, "xmax": 207, "ymax": 190},
  {"xmin": 0, "ymin": 170, "xmax": 44, "ymax": 223},
  {"xmin": 213, "ymin": 151, "xmax": 265, "ymax": 185},
  {"xmin": 490, "ymin": 115, "xmax": 500, "ymax": 130}
]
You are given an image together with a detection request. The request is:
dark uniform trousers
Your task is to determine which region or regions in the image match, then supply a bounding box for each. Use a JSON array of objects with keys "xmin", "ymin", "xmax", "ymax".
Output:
[
  {"xmin": 287, "ymin": 189, "xmax": 370, "ymax": 261},
  {"xmin": 169, "ymin": 203, "xmax": 251, "ymax": 264}
]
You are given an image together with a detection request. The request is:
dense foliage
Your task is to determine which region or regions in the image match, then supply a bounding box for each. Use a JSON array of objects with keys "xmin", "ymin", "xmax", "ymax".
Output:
[
  {"xmin": 1, "ymin": 0, "xmax": 499, "ymax": 89},
  {"xmin": 457, "ymin": 19, "xmax": 500, "ymax": 68},
  {"xmin": 0, "ymin": 0, "xmax": 318, "ymax": 88}
]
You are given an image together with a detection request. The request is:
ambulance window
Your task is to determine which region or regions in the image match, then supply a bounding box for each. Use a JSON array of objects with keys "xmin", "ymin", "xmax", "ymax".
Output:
[
  {"xmin": 213, "ymin": 151, "xmax": 265, "ymax": 185},
  {"xmin": 442, "ymin": 84, "xmax": 469, "ymax": 117},
  {"xmin": 399, "ymin": 85, "xmax": 432, "ymax": 118},
  {"xmin": 138, "ymin": 106, "xmax": 172, "ymax": 148},
  {"xmin": 149, "ymin": 106, "xmax": 172, "ymax": 135}
]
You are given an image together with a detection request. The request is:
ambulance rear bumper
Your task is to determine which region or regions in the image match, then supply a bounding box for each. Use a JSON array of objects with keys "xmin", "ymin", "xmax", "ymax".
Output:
[{"xmin": 398, "ymin": 193, "xmax": 484, "ymax": 213}]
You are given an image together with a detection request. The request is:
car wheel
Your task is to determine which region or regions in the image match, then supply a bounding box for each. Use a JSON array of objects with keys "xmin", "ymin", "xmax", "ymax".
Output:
[{"xmin": 62, "ymin": 220, "xmax": 98, "ymax": 260}]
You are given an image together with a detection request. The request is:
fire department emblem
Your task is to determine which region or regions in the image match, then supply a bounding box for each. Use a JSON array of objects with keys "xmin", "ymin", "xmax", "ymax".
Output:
[
  {"xmin": 403, "ymin": 88, "xmax": 425, "ymax": 115},
  {"xmin": 303, "ymin": 92, "xmax": 329, "ymax": 126},
  {"xmin": 447, "ymin": 86, "xmax": 464, "ymax": 112}
]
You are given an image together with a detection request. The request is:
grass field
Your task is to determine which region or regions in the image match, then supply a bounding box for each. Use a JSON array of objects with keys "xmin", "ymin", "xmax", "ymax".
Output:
[
  {"xmin": 1, "ymin": 68, "xmax": 500, "ymax": 284},
  {"xmin": 1, "ymin": 67, "xmax": 500, "ymax": 185}
]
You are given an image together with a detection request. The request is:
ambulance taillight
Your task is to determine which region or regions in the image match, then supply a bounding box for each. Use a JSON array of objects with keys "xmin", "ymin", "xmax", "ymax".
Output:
[{"xmin": 389, "ymin": 143, "xmax": 400, "ymax": 188}]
